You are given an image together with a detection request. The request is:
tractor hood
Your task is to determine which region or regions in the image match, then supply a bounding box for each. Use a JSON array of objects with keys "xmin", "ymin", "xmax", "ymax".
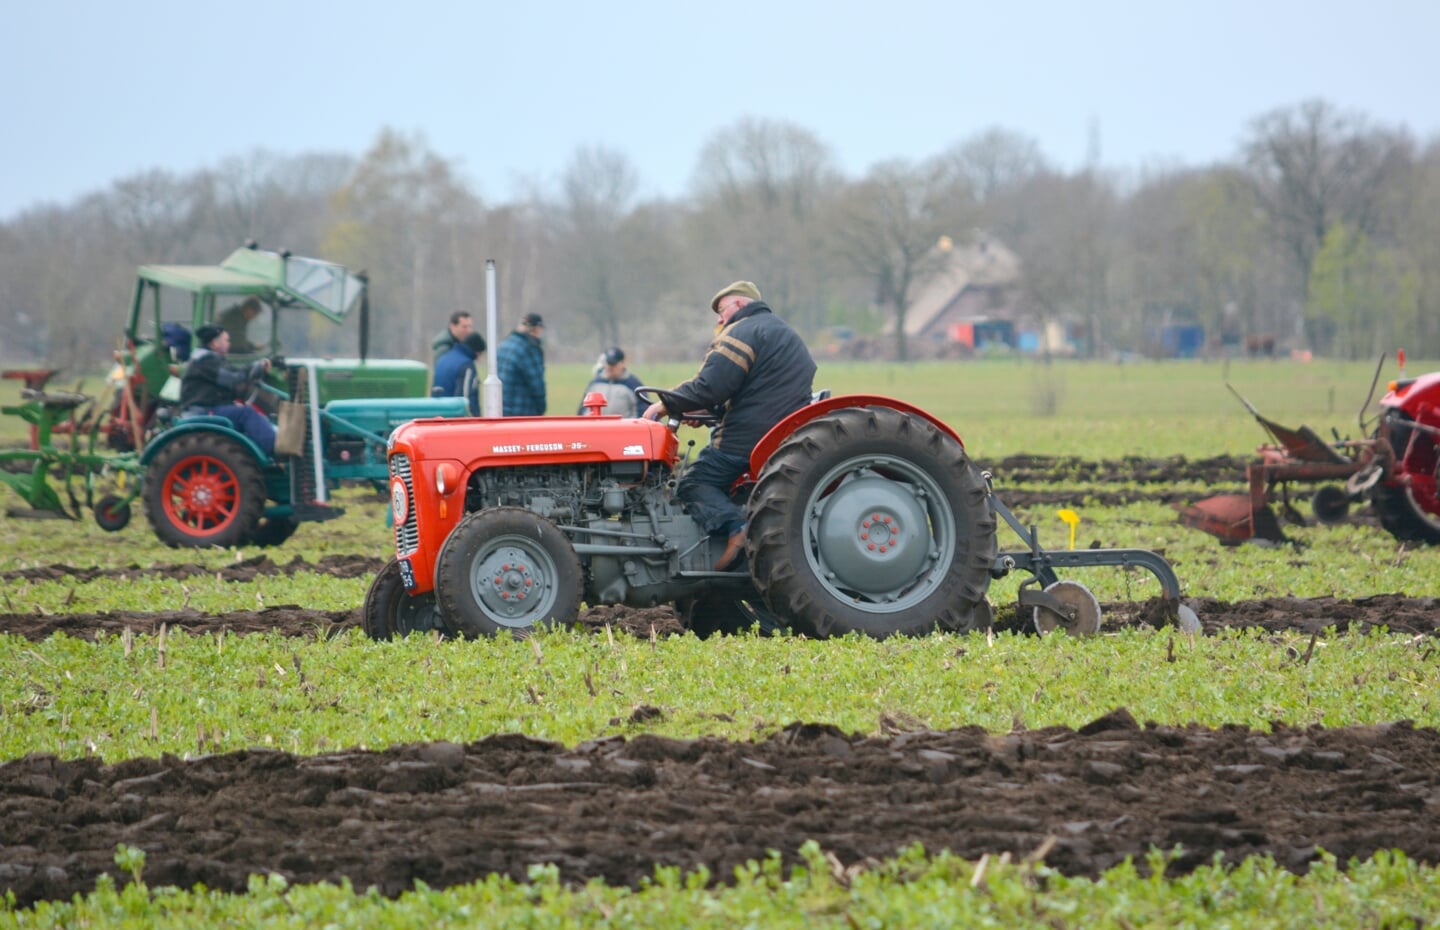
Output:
[
  {"xmin": 390, "ymin": 415, "xmax": 680, "ymax": 471},
  {"xmin": 137, "ymin": 248, "xmax": 364, "ymax": 323}
]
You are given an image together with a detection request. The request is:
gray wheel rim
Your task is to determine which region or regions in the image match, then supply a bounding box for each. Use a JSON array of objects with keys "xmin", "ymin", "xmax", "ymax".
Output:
[
  {"xmin": 804, "ymin": 454, "xmax": 955, "ymax": 612},
  {"xmin": 467, "ymin": 533, "xmax": 562, "ymax": 629}
]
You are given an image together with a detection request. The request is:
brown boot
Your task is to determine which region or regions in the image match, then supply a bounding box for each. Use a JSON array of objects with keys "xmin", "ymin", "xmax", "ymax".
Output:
[{"xmin": 714, "ymin": 530, "xmax": 747, "ymax": 570}]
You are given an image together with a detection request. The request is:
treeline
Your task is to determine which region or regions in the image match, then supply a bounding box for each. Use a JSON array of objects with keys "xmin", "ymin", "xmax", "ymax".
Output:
[{"xmin": 2, "ymin": 99, "xmax": 1438, "ymax": 370}]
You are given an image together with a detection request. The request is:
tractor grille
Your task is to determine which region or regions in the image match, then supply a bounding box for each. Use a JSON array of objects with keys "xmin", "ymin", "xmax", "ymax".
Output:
[{"xmin": 392, "ymin": 454, "xmax": 419, "ymax": 556}]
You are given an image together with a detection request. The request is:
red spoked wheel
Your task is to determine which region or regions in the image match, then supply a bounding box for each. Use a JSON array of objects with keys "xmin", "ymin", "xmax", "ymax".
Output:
[{"xmin": 143, "ymin": 434, "xmax": 264, "ymax": 548}]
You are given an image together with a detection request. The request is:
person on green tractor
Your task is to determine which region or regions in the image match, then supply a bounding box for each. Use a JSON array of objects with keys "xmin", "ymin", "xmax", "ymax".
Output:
[{"xmin": 179, "ymin": 324, "xmax": 277, "ymax": 454}]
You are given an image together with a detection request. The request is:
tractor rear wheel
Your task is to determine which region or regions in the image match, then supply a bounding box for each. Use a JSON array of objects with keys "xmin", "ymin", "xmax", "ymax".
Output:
[
  {"xmin": 1371, "ymin": 410, "xmax": 1440, "ymax": 544},
  {"xmin": 748, "ymin": 405, "xmax": 997, "ymax": 638},
  {"xmin": 434, "ymin": 507, "xmax": 584, "ymax": 637},
  {"xmin": 143, "ymin": 434, "xmax": 265, "ymax": 548},
  {"xmin": 363, "ymin": 558, "xmax": 445, "ymax": 639},
  {"xmin": 1372, "ymin": 483, "xmax": 1440, "ymax": 543}
]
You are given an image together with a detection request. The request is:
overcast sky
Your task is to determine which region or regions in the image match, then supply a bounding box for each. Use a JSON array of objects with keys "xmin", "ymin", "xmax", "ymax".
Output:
[{"xmin": 3, "ymin": 0, "xmax": 1437, "ymax": 221}]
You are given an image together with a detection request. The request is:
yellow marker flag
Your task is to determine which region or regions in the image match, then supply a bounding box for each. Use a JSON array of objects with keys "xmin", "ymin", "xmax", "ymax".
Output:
[{"xmin": 1056, "ymin": 509, "xmax": 1080, "ymax": 550}]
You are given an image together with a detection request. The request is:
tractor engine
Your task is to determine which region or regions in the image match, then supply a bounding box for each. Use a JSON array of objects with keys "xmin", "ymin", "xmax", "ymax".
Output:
[{"xmin": 464, "ymin": 461, "xmax": 716, "ymax": 608}]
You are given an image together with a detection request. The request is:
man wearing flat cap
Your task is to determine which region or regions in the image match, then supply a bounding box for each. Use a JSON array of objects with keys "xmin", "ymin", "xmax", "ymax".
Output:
[
  {"xmin": 497, "ymin": 312, "xmax": 547, "ymax": 416},
  {"xmin": 643, "ymin": 280, "xmax": 816, "ymax": 570}
]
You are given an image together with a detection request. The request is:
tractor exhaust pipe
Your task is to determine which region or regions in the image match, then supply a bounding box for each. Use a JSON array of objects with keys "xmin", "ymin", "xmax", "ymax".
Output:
[{"xmin": 481, "ymin": 259, "xmax": 502, "ymax": 418}]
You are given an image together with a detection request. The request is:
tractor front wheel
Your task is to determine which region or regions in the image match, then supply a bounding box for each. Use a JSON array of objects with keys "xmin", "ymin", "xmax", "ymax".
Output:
[
  {"xmin": 748, "ymin": 405, "xmax": 997, "ymax": 638},
  {"xmin": 363, "ymin": 559, "xmax": 445, "ymax": 639},
  {"xmin": 434, "ymin": 507, "xmax": 584, "ymax": 637},
  {"xmin": 143, "ymin": 434, "xmax": 265, "ymax": 548}
]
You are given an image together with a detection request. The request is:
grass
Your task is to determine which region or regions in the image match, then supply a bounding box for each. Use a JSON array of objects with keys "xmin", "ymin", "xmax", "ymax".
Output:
[
  {"xmin": 5, "ymin": 845, "xmax": 1438, "ymax": 929},
  {"xmin": 3, "ymin": 626, "xmax": 1436, "ymax": 762}
]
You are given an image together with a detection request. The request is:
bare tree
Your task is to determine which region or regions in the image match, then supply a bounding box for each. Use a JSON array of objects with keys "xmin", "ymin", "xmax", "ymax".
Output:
[
  {"xmin": 829, "ymin": 159, "xmax": 971, "ymax": 360},
  {"xmin": 687, "ymin": 117, "xmax": 841, "ymax": 332},
  {"xmin": 941, "ymin": 126, "xmax": 1049, "ymax": 203},
  {"xmin": 325, "ymin": 129, "xmax": 482, "ymax": 357},
  {"xmin": 1241, "ymin": 99, "xmax": 1413, "ymax": 332}
]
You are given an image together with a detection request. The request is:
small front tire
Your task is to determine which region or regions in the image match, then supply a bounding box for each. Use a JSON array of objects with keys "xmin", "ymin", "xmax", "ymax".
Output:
[
  {"xmin": 434, "ymin": 507, "xmax": 584, "ymax": 637},
  {"xmin": 363, "ymin": 559, "xmax": 445, "ymax": 640}
]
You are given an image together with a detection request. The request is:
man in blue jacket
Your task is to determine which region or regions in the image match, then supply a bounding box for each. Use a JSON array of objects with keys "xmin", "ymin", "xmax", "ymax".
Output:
[
  {"xmin": 642, "ymin": 281, "xmax": 815, "ymax": 569},
  {"xmin": 431, "ymin": 332, "xmax": 486, "ymax": 415},
  {"xmin": 497, "ymin": 312, "xmax": 547, "ymax": 416}
]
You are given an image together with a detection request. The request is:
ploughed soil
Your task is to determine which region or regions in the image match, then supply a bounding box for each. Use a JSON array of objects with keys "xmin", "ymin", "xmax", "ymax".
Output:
[
  {"xmin": 3, "ymin": 588, "xmax": 1440, "ymax": 906},
  {"xmin": 3, "ymin": 711, "xmax": 1439, "ymax": 907}
]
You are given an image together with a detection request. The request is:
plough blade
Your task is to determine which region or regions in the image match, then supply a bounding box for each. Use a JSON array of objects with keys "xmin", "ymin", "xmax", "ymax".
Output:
[{"xmin": 1177, "ymin": 493, "xmax": 1287, "ymax": 546}]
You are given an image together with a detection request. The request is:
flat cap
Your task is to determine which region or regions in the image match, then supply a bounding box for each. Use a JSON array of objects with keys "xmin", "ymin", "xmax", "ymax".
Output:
[{"xmin": 709, "ymin": 280, "xmax": 761, "ymax": 312}]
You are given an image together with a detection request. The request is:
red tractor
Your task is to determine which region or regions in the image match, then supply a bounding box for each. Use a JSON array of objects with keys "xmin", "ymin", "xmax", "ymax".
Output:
[
  {"xmin": 1355, "ymin": 369, "xmax": 1440, "ymax": 543},
  {"xmin": 365, "ymin": 389, "xmax": 1189, "ymax": 639}
]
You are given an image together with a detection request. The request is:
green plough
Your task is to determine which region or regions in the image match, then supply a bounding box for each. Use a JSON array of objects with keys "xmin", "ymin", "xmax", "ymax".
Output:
[{"xmin": 1, "ymin": 370, "xmax": 142, "ymax": 530}]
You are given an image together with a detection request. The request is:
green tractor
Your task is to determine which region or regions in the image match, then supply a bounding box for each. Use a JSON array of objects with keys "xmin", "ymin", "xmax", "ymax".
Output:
[{"xmin": 104, "ymin": 244, "xmax": 466, "ymax": 547}]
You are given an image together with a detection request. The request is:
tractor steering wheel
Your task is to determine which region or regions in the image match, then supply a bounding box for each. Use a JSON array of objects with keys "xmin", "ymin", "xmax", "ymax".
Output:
[{"xmin": 635, "ymin": 386, "xmax": 721, "ymax": 428}]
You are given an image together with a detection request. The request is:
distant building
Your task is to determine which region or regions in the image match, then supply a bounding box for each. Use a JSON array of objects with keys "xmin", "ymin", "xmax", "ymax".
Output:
[{"xmin": 899, "ymin": 236, "xmax": 1024, "ymax": 355}]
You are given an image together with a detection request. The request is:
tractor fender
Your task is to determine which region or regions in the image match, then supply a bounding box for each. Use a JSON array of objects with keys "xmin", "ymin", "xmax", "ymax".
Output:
[
  {"xmin": 139, "ymin": 418, "xmax": 271, "ymax": 467},
  {"xmin": 1379, "ymin": 371, "xmax": 1440, "ymax": 420},
  {"xmin": 748, "ymin": 394, "xmax": 965, "ymax": 478}
]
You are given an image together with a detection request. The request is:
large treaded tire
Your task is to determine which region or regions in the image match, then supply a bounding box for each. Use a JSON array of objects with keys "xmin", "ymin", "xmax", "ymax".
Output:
[
  {"xmin": 143, "ymin": 434, "xmax": 265, "ymax": 548},
  {"xmin": 363, "ymin": 558, "xmax": 445, "ymax": 640},
  {"xmin": 747, "ymin": 405, "xmax": 997, "ymax": 638},
  {"xmin": 434, "ymin": 507, "xmax": 584, "ymax": 638},
  {"xmin": 1371, "ymin": 410, "xmax": 1440, "ymax": 545},
  {"xmin": 1372, "ymin": 484, "xmax": 1440, "ymax": 544}
]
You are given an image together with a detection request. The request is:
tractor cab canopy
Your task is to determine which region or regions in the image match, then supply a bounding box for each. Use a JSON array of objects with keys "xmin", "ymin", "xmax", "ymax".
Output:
[{"xmin": 125, "ymin": 246, "xmax": 368, "ymax": 398}]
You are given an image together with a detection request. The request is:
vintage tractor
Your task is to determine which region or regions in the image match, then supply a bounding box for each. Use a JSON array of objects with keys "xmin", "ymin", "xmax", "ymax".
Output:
[
  {"xmin": 1179, "ymin": 355, "xmax": 1440, "ymax": 547},
  {"xmin": 0, "ymin": 244, "xmax": 469, "ymax": 547},
  {"xmin": 1353, "ymin": 367, "xmax": 1440, "ymax": 543},
  {"xmin": 364, "ymin": 388, "xmax": 1191, "ymax": 640}
]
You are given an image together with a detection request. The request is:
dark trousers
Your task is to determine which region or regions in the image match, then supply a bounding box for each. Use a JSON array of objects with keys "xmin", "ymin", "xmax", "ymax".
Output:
[
  {"xmin": 209, "ymin": 404, "xmax": 277, "ymax": 455},
  {"xmin": 676, "ymin": 445, "xmax": 750, "ymax": 537}
]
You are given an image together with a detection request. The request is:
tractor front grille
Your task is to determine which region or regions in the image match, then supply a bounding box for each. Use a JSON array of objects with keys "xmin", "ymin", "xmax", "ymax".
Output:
[{"xmin": 392, "ymin": 454, "xmax": 419, "ymax": 556}]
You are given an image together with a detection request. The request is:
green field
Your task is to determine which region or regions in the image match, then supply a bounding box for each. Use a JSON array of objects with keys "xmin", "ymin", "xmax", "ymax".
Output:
[{"xmin": 3, "ymin": 358, "xmax": 1439, "ymax": 927}]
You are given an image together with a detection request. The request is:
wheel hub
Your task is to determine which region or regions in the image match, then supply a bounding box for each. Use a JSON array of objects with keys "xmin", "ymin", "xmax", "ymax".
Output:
[
  {"xmin": 813, "ymin": 473, "xmax": 934, "ymax": 599},
  {"xmin": 471, "ymin": 544, "xmax": 553, "ymax": 628}
]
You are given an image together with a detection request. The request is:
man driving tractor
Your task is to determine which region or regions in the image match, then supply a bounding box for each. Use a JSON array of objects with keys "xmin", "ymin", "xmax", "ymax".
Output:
[{"xmin": 179, "ymin": 324, "xmax": 276, "ymax": 454}]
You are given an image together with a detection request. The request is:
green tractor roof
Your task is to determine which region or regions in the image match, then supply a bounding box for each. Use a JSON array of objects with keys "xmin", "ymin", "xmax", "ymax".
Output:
[{"xmin": 137, "ymin": 247, "xmax": 364, "ymax": 323}]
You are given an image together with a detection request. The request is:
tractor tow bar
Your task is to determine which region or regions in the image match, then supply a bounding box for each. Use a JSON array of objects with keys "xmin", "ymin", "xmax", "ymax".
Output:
[{"xmin": 983, "ymin": 472, "xmax": 1194, "ymax": 633}]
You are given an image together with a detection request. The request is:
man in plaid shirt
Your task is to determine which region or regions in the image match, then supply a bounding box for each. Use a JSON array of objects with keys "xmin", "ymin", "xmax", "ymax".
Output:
[{"xmin": 497, "ymin": 312, "xmax": 547, "ymax": 416}]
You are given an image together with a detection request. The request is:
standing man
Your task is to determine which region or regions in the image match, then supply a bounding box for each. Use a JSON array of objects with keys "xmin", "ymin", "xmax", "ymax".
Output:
[
  {"xmin": 431, "ymin": 311, "xmax": 474, "ymax": 357},
  {"xmin": 216, "ymin": 297, "xmax": 264, "ymax": 354},
  {"xmin": 642, "ymin": 281, "xmax": 816, "ymax": 569},
  {"xmin": 496, "ymin": 312, "xmax": 547, "ymax": 416},
  {"xmin": 576, "ymin": 346, "xmax": 644, "ymax": 416},
  {"xmin": 180, "ymin": 324, "xmax": 277, "ymax": 454},
  {"xmin": 432, "ymin": 332, "xmax": 487, "ymax": 415}
]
